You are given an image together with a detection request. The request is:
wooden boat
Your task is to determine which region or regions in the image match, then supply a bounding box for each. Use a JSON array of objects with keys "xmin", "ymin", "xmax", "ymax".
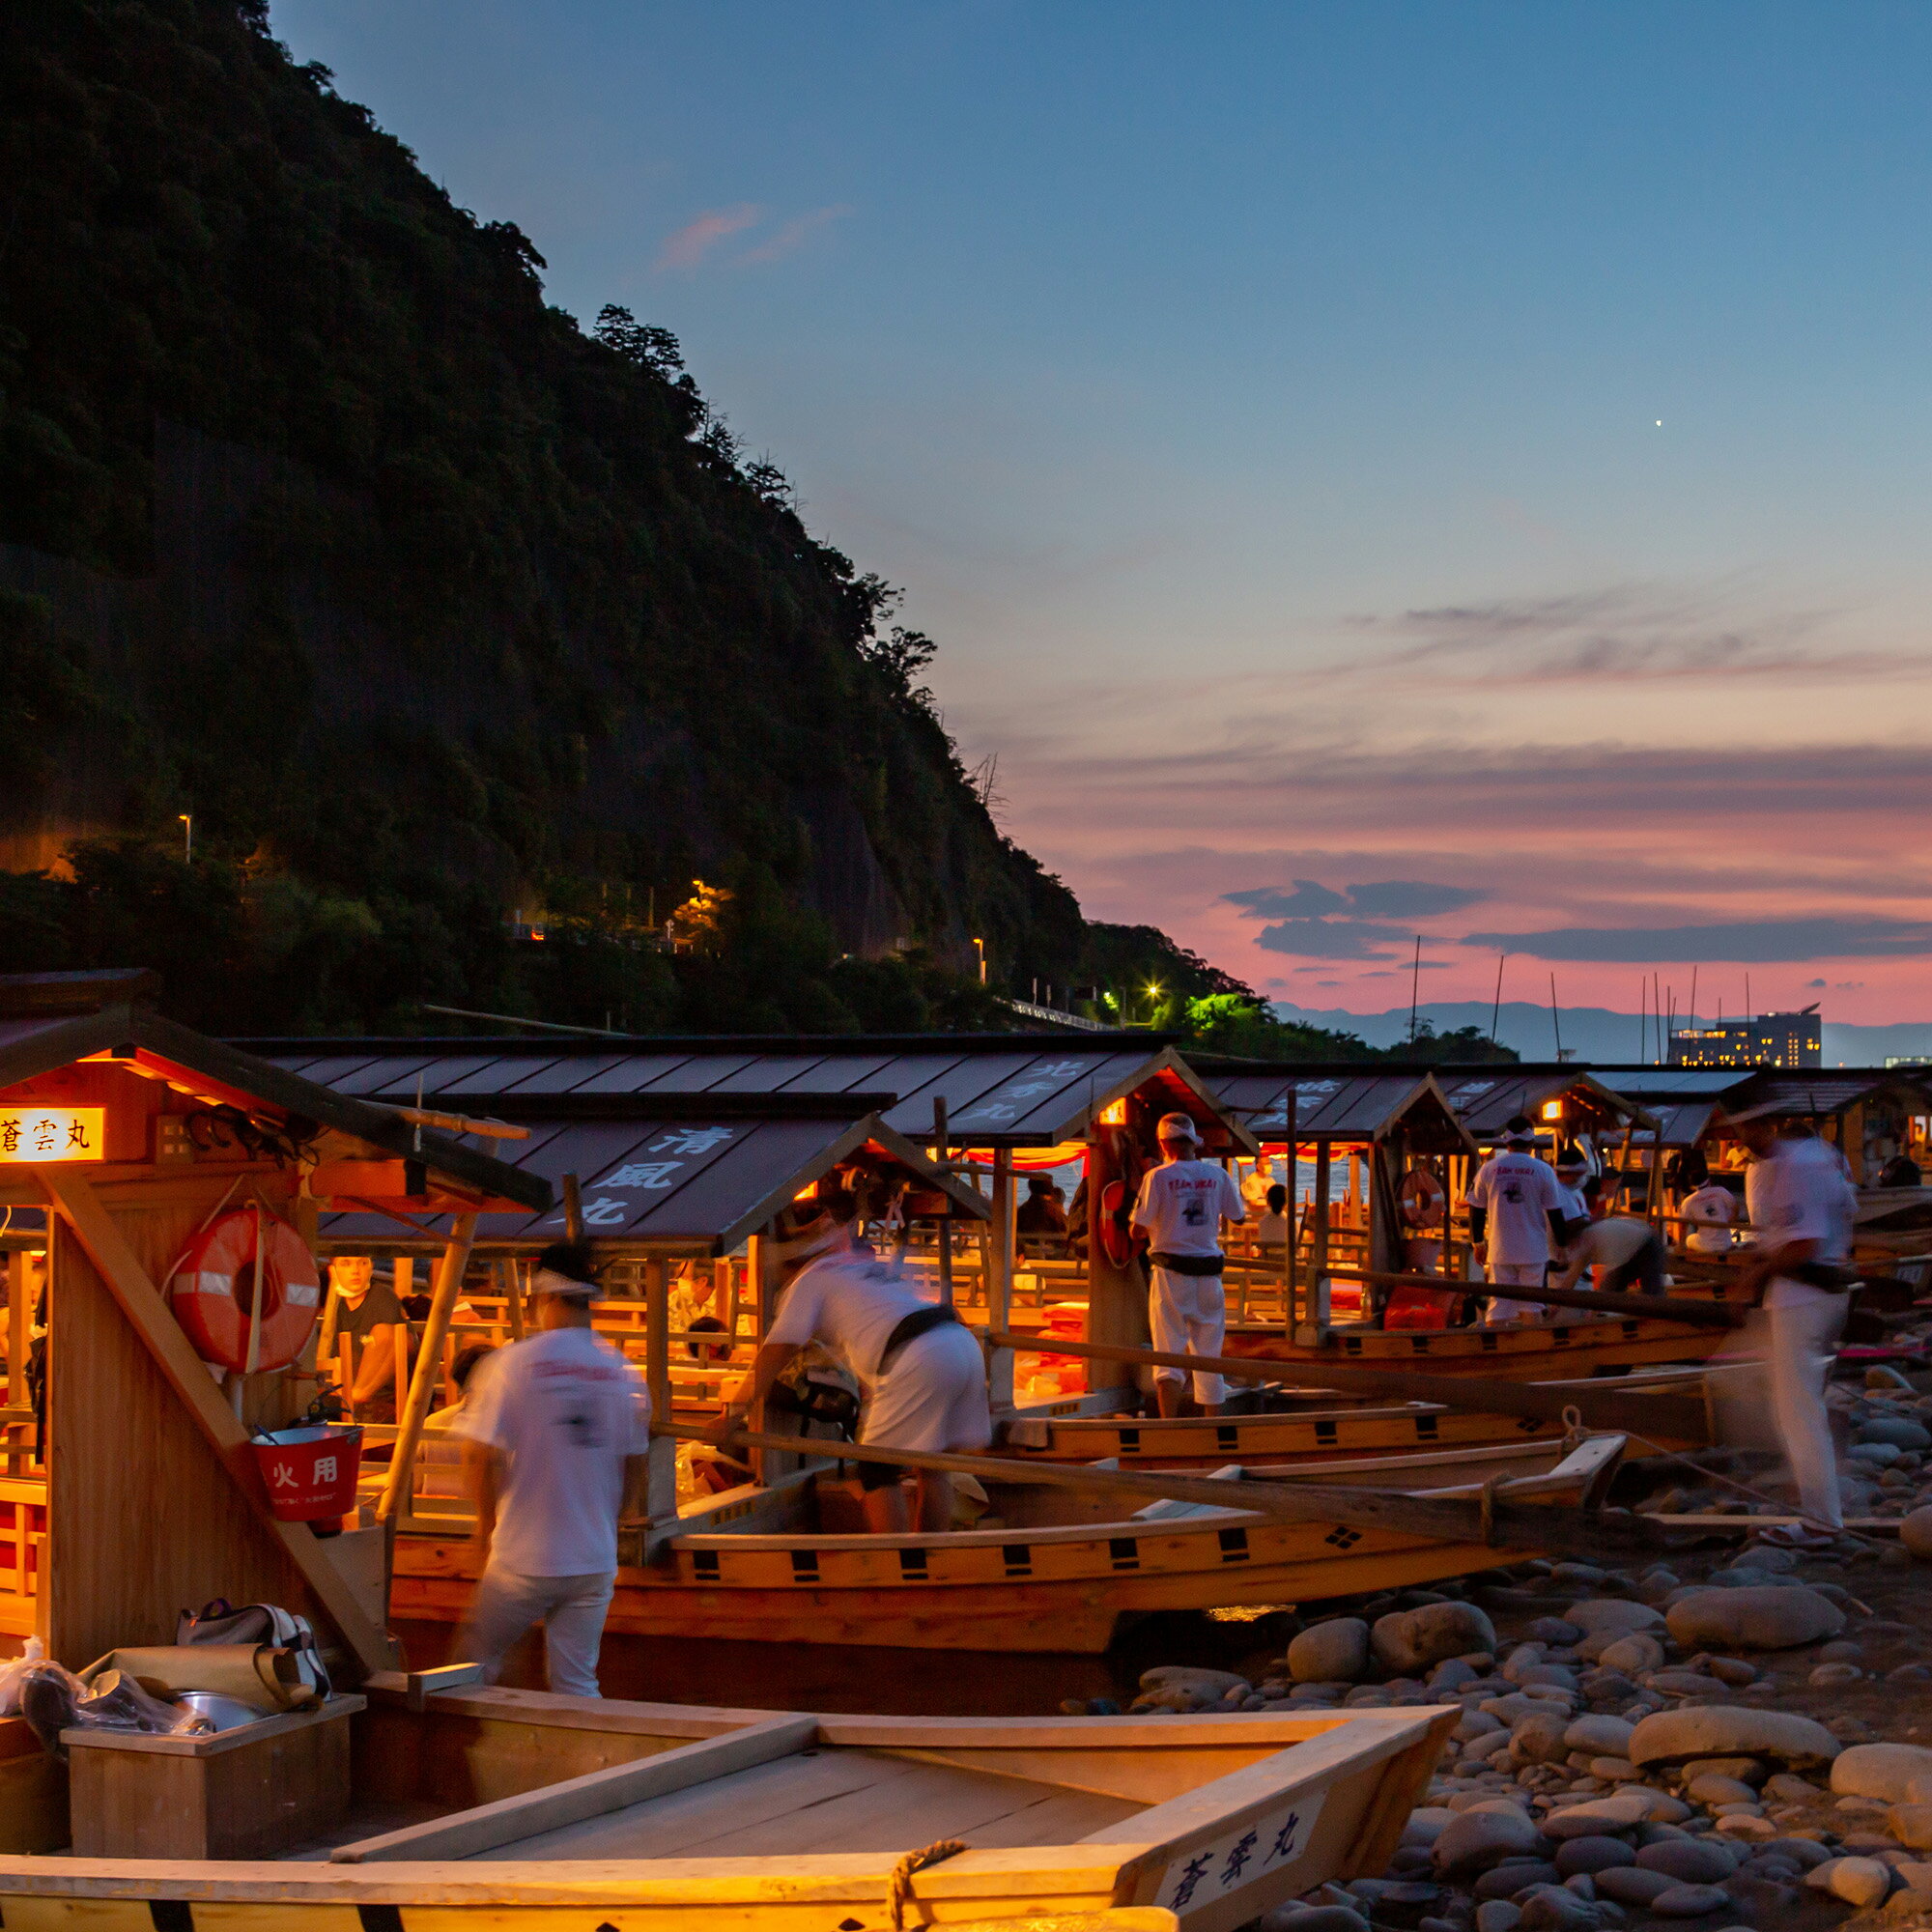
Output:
[
  {"xmin": 390, "ymin": 1434, "xmax": 1627, "ymax": 1654},
  {"xmin": 0, "ymin": 1677, "xmax": 1455, "ymax": 1932}
]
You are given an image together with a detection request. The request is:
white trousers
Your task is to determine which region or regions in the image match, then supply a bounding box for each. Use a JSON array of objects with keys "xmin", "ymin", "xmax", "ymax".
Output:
[
  {"xmin": 1485, "ymin": 1261, "xmax": 1547, "ymax": 1324},
  {"xmin": 861, "ymin": 1321, "xmax": 991, "ymax": 1453},
  {"xmin": 1149, "ymin": 1268, "xmax": 1227, "ymax": 1405},
  {"xmin": 458, "ymin": 1566, "xmax": 615, "ymax": 1697},
  {"xmin": 1714, "ymin": 1293, "xmax": 1845, "ymax": 1529}
]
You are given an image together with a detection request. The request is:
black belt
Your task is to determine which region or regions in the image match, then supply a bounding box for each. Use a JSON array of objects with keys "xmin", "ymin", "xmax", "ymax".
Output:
[
  {"xmin": 1149, "ymin": 1251, "xmax": 1225, "ymax": 1277},
  {"xmin": 877, "ymin": 1302, "xmax": 963, "ymax": 1373}
]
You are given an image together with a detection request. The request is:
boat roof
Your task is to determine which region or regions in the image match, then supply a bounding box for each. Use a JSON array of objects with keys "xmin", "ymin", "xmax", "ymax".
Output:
[
  {"xmin": 314, "ymin": 1102, "xmax": 989, "ymax": 1255},
  {"xmin": 1427, "ymin": 1065, "xmax": 1654, "ymax": 1135},
  {"xmin": 1198, "ymin": 1065, "xmax": 1477, "ymax": 1153},
  {"xmin": 242, "ymin": 1034, "xmax": 1257, "ymax": 1152},
  {"xmin": 0, "ymin": 980, "xmax": 549, "ymax": 1210}
]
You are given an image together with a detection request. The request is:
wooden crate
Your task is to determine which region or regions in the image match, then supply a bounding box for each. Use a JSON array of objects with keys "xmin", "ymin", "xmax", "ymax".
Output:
[{"xmin": 66, "ymin": 1693, "xmax": 363, "ymax": 1859}]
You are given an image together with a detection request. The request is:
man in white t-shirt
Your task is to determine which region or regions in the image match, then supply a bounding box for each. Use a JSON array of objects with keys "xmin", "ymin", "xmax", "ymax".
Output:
[
  {"xmin": 453, "ymin": 1244, "xmax": 651, "ymax": 1696},
  {"xmin": 1464, "ymin": 1117, "xmax": 1570, "ymax": 1322},
  {"xmin": 718, "ymin": 1191, "xmax": 989, "ymax": 1532},
  {"xmin": 1679, "ymin": 1178, "xmax": 1740, "ymax": 1254},
  {"xmin": 1131, "ymin": 1113, "xmax": 1245, "ymax": 1415},
  {"xmin": 1722, "ymin": 1106, "xmax": 1857, "ymax": 1542}
]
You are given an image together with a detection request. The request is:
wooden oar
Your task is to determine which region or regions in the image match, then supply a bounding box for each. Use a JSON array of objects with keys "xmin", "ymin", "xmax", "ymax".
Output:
[
  {"xmin": 655, "ymin": 1420, "xmax": 1670, "ymax": 1560},
  {"xmin": 1324, "ymin": 1267, "xmax": 1747, "ymax": 1328},
  {"xmin": 985, "ymin": 1328, "xmax": 1713, "ymax": 1443}
]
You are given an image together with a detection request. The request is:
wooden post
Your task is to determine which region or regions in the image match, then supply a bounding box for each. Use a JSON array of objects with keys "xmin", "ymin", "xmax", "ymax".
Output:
[
  {"xmin": 642, "ymin": 1258, "xmax": 677, "ymax": 1520},
  {"xmin": 563, "ymin": 1174, "xmax": 584, "ymax": 1244},
  {"xmin": 1308, "ymin": 1143, "xmax": 1332, "ymax": 1332},
  {"xmin": 336, "ymin": 1336, "xmax": 355, "ymax": 1420},
  {"xmin": 506, "ymin": 1257, "xmax": 526, "ymax": 1342},
  {"xmin": 1282, "ymin": 1143, "xmax": 1296, "ymax": 1335},
  {"xmin": 987, "ymin": 1150, "xmax": 1016, "ymax": 1407},
  {"xmin": 379, "ymin": 1216, "xmax": 477, "ymax": 1524},
  {"xmin": 746, "ymin": 1229, "xmax": 780, "ymax": 1482}
]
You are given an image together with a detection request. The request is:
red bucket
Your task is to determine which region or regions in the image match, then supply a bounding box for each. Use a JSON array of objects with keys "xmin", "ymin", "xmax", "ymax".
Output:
[{"xmin": 252, "ymin": 1425, "xmax": 363, "ymax": 1521}]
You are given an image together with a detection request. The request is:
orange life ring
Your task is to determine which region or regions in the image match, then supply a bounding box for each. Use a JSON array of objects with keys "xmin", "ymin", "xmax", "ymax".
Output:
[{"xmin": 168, "ymin": 1208, "xmax": 322, "ymax": 1373}]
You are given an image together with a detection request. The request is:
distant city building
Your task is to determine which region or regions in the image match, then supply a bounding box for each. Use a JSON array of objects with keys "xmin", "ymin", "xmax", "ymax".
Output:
[
  {"xmin": 1670, "ymin": 1005, "xmax": 1822, "ymax": 1068},
  {"xmin": 1887, "ymin": 1055, "xmax": 1932, "ymax": 1069}
]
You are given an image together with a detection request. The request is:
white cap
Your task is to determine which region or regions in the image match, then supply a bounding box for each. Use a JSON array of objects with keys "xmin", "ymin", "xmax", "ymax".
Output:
[
  {"xmin": 532, "ymin": 1267, "xmax": 595, "ymax": 1298},
  {"xmin": 1156, "ymin": 1111, "xmax": 1203, "ymax": 1144}
]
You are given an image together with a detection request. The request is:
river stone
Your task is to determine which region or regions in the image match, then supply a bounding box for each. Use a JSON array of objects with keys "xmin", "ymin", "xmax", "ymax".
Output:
[
  {"xmin": 1861, "ymin": 1417, "xmax": 1932, "ymax": 1449},
  {"xmin": 1474, "ymin": 1861, "xmax": 1561, "ymax": 1900},
  {"xmin": 1435, "ymin": 1805, "xmax": 1546, "ymax": 1873},
  {"xmin": 1687, "ymin": 1776, "xmax": 1759, "ymax": 1806},
  {"xmin": 1260, "ymin": 1910, "xmax": 1369, "ymax": 1932},
  {"xmin": 1664, "ymin": 1587, "xmax": 1845, "ymax": 1652},
  {"xmin": 1889, "ymin": 1804, "xmax": 1932, "ymax": 1851},
  {"xmin": 1634, "ymin": 1840, "xmax": 1739, "ymax": 1884},
  {"xmin": 1833, "ymin": 1744, "xmax": 1932, "ymax": 1804},
  {"xmin": 1807, "ymin": 1856, "xmax": 1893, "ymax": 1908},
  {"xmin": 1140, "ymin": 1665, "xmax": 1250, "ymax": 1697},
  {"xmin": 1628, "ymin": 1708, "xmax": 1841, "ymax": 1771},
  {"xmin": 1594, "ymin": 1868, "xmax": 1677, "ymax": 1907},
  {"xmin": 1598, "ymin": 1634, "xmax": 1666, "ymax": 1675},
  {"xmin": 1512, "ymin": 1715, "xmax": 1573, "ymax": 1765},
  {"xmin": 1485, "ymin": 1693, "xmax": 1576, "ymax": 1725},
  {"xmin": 1476, "ymin": 1904, "xmax": 1522, "ymax": 1932},
  {"xmin": 1567, "ymin": 1600, "xmax": 1667, "ymax": 1638},
  {"xmin": 1403, "ymin": 1808, "xmax": 1456, "ymax": 1848},
  {"xmin": 1517, "ymin": 1889, "xmax": 1596, "ymax": 1932},
  {"xmin": 1554, "ymin": 1837, "xmax": 1637, "ymax": 1877},
  {"xmin": 1647, "ymin": 1882, "xmax": 1732, "ymax": 1917},
  {"xmin": 1900, "ymin": 1509, "xmax": 1932, "ymax": 1559},
  {"xmin": 1289, "ymin": 1618, "xmax": 1371, "ymax": 1683},
  {"xmin": 1529, "ymin": 1618, "xmax": 1584, "ymax": 1644},
  {"xmin": 1544, "ymin": 1796, "xmax": 1651, "ymax": 1839},
  {"xmin": 1374, "ymin": 1602, "xmax": 1498, "ymax": 1675},
  {"xmin": 1567, "ymin": 1716, "xmax": 1635, "ymax": 1757}
]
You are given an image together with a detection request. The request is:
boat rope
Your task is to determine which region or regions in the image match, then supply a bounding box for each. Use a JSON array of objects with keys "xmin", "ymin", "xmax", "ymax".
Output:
[
  {"xmin": 889, "ymin": 1838, "xmax": 968, "ymax": 1932},
  {"xmin": 1619, "ymin": 1426, "xmax": 1877, "ymax": 1552}
]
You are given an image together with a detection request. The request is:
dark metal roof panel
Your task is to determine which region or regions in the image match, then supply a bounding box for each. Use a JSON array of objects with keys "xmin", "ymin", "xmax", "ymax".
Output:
[
  {"xmin": 774, "ymin": 1054, "xmax": 897, "ymax": 1094},
  {"xmin": 1207, "ymin": 1070, "xmax": 1420, "ymax": 1137},
  {"xmin": 433, "ymin": 1056, "xmax": 582, "ymax": 1097},
  {"xmin": 878, "ymin": 1052, "xmax": 1055, "ymax": 1136},
  {"xmin": 1632, "ymin": 1100, "xmax": 1719, "ymax": 1148},
  {"xmin": 635, "ymin": 1055, "xmax": 759, "ymax": 1094},
  {"xmin": 954, "ymin": 1049, "xmax": 1154, "ymax": 1138},
  {"xmin": 704, "ymin": 1056, "xmax": 834, "ymax": 1094},
  {"xmin": 561, "ymin": 1055, "xmax": 707, "ymax": 1094}
]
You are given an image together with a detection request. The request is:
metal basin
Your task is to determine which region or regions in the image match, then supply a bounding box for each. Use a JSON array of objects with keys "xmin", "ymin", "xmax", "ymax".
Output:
[{"xmin": 172, "ymin": 1690, "xmax": 272, "ymax": 1732}]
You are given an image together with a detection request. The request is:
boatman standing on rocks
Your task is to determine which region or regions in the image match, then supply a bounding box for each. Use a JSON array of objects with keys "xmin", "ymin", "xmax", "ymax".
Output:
[
  {"xmin": 1131, "ymin": 1112, "xmax": 1245, "ymax": 1418},
  {"xmin": 454, "ymin": 1243, "xmax": 652, "ymax": 1696},
  {"xmin": 1465, "ymin": 1116, "xmax": 1570, "ymax": 1323},
  {"xmin": 1721, "ymin": 1102, "xmax": 1859, "ymax": 1546},
  {"xmin": 714, "ymin": 1188, "xmax": 990, "ymax": 1533}
]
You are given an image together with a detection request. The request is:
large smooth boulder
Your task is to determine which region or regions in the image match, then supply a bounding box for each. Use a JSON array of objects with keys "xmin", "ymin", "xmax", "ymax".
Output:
[
  {"xmin": 1890, "ymin": 1805, "xmax": 1932, "ymax": 1851},
  {"xmin": 1288, "ymin": 1618, "xmax": 1371, "ymax": 1683},
  {"xmin": 1511, "ymin": 1715, "xmax": 1572, "ymax": 1765},
  {"xmin": 1373, "ymin": 1601, "xmax": 1497, "ymax": 1675},
  {"xmin": 1435, "ymin": 1805, "xmax": 1545, "ymax": 1874},
  {"xmin": 1647, "ymin": 1883, "xmax": 1732, "ymax": 1918},
  {"xmin": 1861, "ymin": 1416, "xmax": 1931, "ymax": 1449},
  {"xmin": 1542, "ymin": 1796, "xmax": 1651, "ymax": 1839},
  {"xmin": 1664, "ymin": 1586, "xmax": 1845, "ymax": 1651},
  {"xmin": 1629, "ymin": 1706, "xmax": 1840, "ymax": 1771},
  {"xmin": 1832, "ymin": 1743, "xmax": 1932, "ymax": 1803},
  {"xmin": 1565, "ymin": 1599, "xmax": 1666, "ymax": 1637},
  {"xmin": 1554, "ymin": 1837, "xmax": 1636, "ymax": 1878}
]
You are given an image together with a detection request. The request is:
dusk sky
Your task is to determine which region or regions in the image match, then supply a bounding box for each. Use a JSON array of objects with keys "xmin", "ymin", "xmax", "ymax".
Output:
[{"xmin": 274, "ymin": 1, "xmax": 1932, "ymax": 1022}]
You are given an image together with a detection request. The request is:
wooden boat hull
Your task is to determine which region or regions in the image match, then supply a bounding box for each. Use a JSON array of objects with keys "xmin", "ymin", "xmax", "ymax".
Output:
[
  {"xmin": 992, "ymin": 1367, "xmax": 1719, "ymax": 1474},
  {"xmin": 0, "ymin": 1686, "xmax": 1457, "ymax": 1932},
  {"xmin": 391, "ymin": 1439, "xmax": 1622, "ymax": 1653},
  {"xmin": 1223, "ymin": 1312, "xmax": 1724, "ymax": 1378}
]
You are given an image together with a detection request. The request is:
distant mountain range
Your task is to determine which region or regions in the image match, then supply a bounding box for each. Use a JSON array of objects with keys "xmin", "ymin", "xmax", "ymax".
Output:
[{"xmin": 1270, "ymin": 999, "xmax": 1932, "ymax": 1068}]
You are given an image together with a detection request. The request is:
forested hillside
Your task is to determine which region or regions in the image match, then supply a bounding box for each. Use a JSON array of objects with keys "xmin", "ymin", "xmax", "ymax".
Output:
[{"xmin": 0, "ymin": 0, "xmax": 1405, "ymax": 1059}]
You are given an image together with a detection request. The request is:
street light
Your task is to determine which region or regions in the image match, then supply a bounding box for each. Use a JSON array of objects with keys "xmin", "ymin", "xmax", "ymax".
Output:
[
  {"xmin": 973, "ymin": 937, "xmax": 986, "ymax": 985},
  {"xmin": 179, "ymin": 813, "xmax": 192, "ymax": 863}
]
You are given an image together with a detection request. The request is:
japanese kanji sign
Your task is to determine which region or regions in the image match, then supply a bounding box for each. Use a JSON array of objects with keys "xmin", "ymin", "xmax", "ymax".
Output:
[
  {"xmin": 1152, "ymin": 1789, "xmax": 1327, "ymax": 1918},
  {"xmin": 0, "ymin": 1107, "xmax": 105, "ymax": 1164}
]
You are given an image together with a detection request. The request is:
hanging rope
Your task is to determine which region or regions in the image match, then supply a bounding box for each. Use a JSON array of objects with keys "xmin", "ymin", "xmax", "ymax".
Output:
[{"xmin": 888, "ymin": 1839, "xmax": 968, "ymax": 1932}]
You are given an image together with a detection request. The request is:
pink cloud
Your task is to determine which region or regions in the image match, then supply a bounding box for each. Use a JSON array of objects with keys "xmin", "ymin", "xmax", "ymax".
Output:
[
  {"xmin": 655, "ymin": 203, "xmax": 762, "ymax": 271},
  {"xmin": 740, "ymin": 204, "xmax": 854, "ymax": 264}
]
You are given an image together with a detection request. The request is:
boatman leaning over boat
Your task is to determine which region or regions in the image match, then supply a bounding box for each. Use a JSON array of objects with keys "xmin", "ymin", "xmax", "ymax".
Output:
[
  {"xmin": 1131, "ymin": 1112, "xmax": 1245, "ymax": 1418},
  {"xmin": 715, "ymin": 1189, "xmax": 991, "ymax": 1533},
  {"xmin": 1464, "ymin": 1115, "xmax": 1570, "ymax": 1323}
]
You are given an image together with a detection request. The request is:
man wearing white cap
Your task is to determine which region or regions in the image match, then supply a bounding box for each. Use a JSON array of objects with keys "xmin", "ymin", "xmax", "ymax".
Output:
[
  {"xmin": 717, "ymin": 1188, "xmax": 989, "ymax": 1532},
  {"xmin": 1465, "ymin": 1116, "xmax": 1569, "ymax": 1322},
  {"xmin": 1131, "ymin": 1112, "xmax": 1245, "ymax": 1416},
  {"xmin": 454, "ymin": 1242, "xmax": 651, "ymax": 1695},
  {"xmin": 1721, "ymin": 1103, "xmax": 1858, "ymax": 1543}
]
